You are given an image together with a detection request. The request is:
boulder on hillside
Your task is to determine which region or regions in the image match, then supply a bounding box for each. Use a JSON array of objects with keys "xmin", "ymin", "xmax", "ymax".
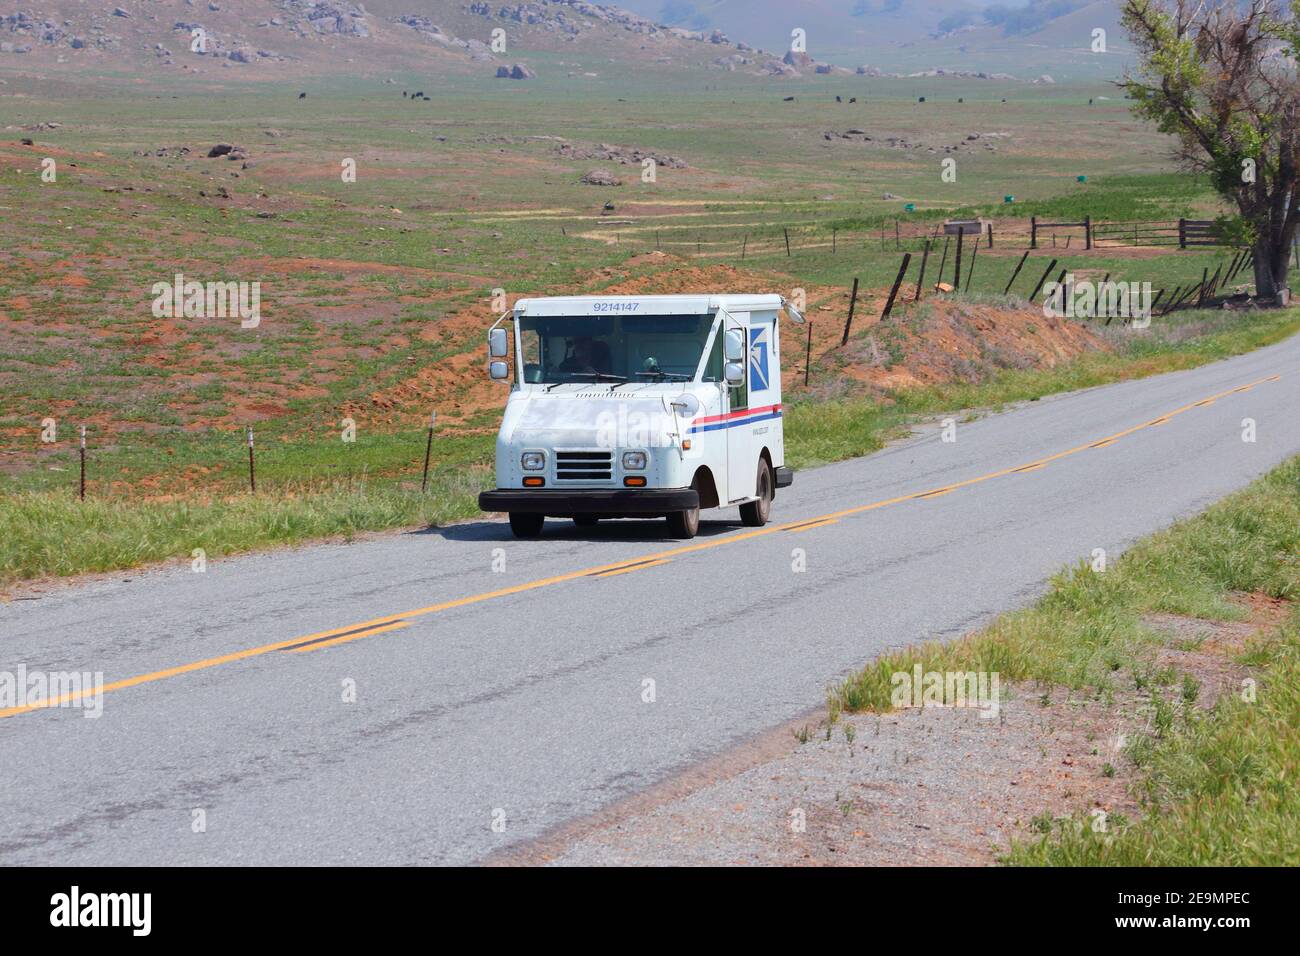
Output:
[
  {"xmin": 497, "ymin": 63, "xmax": 535, "ymax": 79},
  {"xmin": 581, "ymin": 169, "xmax": 622, "ymax": 186}
]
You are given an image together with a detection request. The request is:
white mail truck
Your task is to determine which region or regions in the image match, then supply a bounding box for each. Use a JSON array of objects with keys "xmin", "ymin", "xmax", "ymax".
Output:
[{"xmin": 478, "ymin": 294, "xmax": 800, "ymax": 539}]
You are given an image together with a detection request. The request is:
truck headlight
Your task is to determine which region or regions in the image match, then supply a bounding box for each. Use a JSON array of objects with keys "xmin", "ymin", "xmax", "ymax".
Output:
[
  {"xmin": 622, "ymin": 451, "xmax": 647, "ymax": 470},
  {"xmin": 521, "ymin": 451, "xmax": 546, "ymax": 471}
]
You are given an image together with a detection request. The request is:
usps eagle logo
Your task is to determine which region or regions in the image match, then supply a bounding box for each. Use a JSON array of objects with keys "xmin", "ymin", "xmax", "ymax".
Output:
[{"xmin": 748, "ymin": 325, "xmax": 770, "ymax": 392}]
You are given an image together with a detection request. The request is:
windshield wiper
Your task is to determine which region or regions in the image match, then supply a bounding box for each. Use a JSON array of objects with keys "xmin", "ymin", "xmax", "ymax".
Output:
[
  {"xmin": 546, "ymin": 372, "xmax": 627, "ymax": 392},
  {"xmin": 635, "ymin": 370, "xmax": 690, "ymax": 381}
]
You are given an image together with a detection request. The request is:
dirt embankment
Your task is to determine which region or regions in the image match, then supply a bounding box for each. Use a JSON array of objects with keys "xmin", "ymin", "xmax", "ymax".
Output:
[{"xmin": 361, "ymin": 258, "xmax": 1110, "ymax": 427}]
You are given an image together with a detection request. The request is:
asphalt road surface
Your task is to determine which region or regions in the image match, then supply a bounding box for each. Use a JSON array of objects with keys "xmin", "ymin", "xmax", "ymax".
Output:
[{"xmin": 2, "ymin": 333, "xmax": 1298, "ymax": 865}]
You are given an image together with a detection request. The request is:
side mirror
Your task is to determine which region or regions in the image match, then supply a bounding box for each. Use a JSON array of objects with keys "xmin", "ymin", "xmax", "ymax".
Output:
[
  {"xmin": 724, "ymin": 328, "xmax": 745, "ymax": 363},
  {"xmin": 489, "ymin": 360, "xmax": 510, "ymax": 381},
  {"xmin": 724, "ymin": 362, "xmax": 744, "ymax": 387},
  {"xmin": 488, "ymin": 327, "xmax": 509, "ymax": 358}
]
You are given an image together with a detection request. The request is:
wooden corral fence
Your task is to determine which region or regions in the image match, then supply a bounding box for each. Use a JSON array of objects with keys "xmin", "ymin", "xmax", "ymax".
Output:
[{"xmin": 625, "ymin": 216, "xmax": 1232, "ymax": 260}]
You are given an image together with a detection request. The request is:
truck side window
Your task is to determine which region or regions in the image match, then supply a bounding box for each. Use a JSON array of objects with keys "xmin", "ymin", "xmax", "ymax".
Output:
[
  {"xmin": 730, "ymin": 329, "xmax": 748, "ymax": 411},
  {"xmin": 702, "ymin": 325, "xmax": 723, "ymax": 382},
  {"xmin": 520, "ymin": 328, "xmax": 543, "ymax": 383}
]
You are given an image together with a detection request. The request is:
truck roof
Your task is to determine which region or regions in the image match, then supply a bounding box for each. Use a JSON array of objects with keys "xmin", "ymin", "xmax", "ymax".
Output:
[{"xmin": 513, "ymin": 294, "xmax": 784, "ymax": 317}]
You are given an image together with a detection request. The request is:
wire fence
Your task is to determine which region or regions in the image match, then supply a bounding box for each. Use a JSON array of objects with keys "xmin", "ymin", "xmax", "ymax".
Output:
[{"xmin": 595, "ymin": 215, "xmax": 1240, "ymax": 260}]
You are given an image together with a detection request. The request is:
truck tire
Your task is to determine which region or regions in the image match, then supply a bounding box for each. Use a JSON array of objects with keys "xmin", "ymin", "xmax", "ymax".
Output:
[
  {"xmin": 509, "ymin": 512, "xmax": 545, "ymax": 538},
  {"xmin": 739, "ymin": 459, "xmax": 773, "ymax": 527},
  {"xmin": 666, "ymin": 478, "xmax": 701, "ymax": 539}
]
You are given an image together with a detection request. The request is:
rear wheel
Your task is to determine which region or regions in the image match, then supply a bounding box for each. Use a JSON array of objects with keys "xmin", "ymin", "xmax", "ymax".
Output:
[
  {"xmin": 508, "ymin": 513, "xmax": 545, "ymax": 538},
  {"xmin": 666, "ymin": 479, "xmax": 701, "ymax": 539},
  {"xmin": 739, "ymin": 459, "xmax": 773, "ymax": 527}
]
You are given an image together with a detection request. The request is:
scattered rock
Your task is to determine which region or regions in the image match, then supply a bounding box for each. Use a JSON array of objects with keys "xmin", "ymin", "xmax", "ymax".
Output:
[
  {"xmin": 557, "ymin": 142, "xmax": 686, "ymax": 169},
  {"xmin": 580, "ymin": 169, "xmax": 622, "ymax": 187}
]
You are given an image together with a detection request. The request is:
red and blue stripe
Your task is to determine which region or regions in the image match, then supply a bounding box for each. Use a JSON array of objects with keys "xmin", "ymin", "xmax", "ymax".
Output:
[{"xmin": 687, "ymin": 404, "xmax": 783, "ymax": 434}]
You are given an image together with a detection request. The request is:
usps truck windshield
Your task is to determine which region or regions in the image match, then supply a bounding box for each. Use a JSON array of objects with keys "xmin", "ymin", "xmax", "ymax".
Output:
[{"xmin": 518, "ymin": 313, "xmax": 720, "ymax": 385}]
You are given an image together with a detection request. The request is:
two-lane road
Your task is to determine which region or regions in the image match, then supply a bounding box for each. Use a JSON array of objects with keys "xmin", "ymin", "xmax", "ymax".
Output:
[{"xmin": 2, "ymin": 333, "xmax": 1297, "ymax": 864}]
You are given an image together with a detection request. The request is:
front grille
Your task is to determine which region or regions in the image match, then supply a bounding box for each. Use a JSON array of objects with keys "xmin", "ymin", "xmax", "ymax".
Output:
[{"xmin": 556, "ymin": 450, "xmax": 613, "ymax": 482}]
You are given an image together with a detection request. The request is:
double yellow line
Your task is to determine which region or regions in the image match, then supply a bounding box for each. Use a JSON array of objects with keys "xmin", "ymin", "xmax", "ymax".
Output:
[{"xmin": 0, "ymin": 372, "xmax": 1281, "ymax": 720}]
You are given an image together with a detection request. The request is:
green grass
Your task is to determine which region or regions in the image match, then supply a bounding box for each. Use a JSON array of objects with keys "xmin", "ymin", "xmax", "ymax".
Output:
[
  {"xmin": 0, "ymin": 469, "xmax": 487, "ymax": 585},
  {"xmin": 824, "ymin": 453, "xmax": 1299, "ymax": 865},
  {"xmin": 1008, "ymin": 607, "xmax": 1300, "ymax": 865}
]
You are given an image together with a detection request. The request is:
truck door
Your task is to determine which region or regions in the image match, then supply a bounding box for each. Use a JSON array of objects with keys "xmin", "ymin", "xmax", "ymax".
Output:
[{"xmin": 723, "ymin": 310, "xmax": 753, "ymax": 502}]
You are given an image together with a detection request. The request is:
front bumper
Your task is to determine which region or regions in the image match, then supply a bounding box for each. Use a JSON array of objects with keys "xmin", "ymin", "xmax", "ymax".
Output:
[{"xmin": 479, "ymin": 487, "xmax": 699, "ymax": 517}]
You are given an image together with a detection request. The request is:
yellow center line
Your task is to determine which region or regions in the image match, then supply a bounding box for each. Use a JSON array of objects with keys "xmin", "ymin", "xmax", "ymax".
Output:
[
  {"xmin": 0, "ymin": 372, "xmax": 1283, "ymax": 720},
  {"xmin": 914, "ymin": 487, "xmax": 957, "ymax": 499},
  {"xmin": 288, "ymin": 620, "xmax": 412, "ymax": 654},
  {"xmin": 787, "ymin": 518, "xmax": 839, "ymax": 533},
  {"xmin": 593, "ymin": 559, "xmax": 672, "ymax": 578}
]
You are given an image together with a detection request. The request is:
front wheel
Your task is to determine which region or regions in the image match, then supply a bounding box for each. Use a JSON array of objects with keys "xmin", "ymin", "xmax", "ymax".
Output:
[
  {"xmin": 739, "ymin": 459, "xmax": 773, "ymax": 527},
  {"xmin": 508, "ymin": 513, "xmax": 545, "ymax": 538},
  {"xmin": 666, "ymin": 479, "xmax": 701, "ymax": 539}
]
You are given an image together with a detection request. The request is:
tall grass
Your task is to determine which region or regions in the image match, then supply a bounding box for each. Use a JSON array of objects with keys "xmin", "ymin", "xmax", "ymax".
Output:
[
  {"xmin": 1008, "ymin": 608, "xmax": 1300, "ymax": 866},
  {"xmin": 0, "ymin": 471, "xmax": 487, "ymax": 585}
]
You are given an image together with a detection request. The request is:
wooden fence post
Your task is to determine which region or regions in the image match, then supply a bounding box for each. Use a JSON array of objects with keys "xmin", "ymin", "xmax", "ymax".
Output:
[
  {"xmin": 914, "ymin": 239, "xmax": 932, "ymax": 301},
  {"xmin": 1085, "ymin": 215, "xmax": 1093, "ymax": 250},
  {"xmin": 840, "ymin": 277, "xmax": 860, "ymax": 346},
  {"xmin": 965, "ymin": 236, "xmax": 981, "ymax": 293},
  {"xmin": 1004, "ymin": 249, "xmax": 1031, "ymax": 296},
  {"xmin": 880, "ymin": 254, "xmax": 912, "ymax": 322},
  {"xmin": 953, "ymin": 229, "xmax": 964, "ymax": 292},
  {"xmin": 1028, "ymin": 258, "xmax": 1058, "ymax": 303},
  {"xmin": 1030, "ymin": 216, "xmax": 1038, "ymax": 249},
  {"xmin": 247, "ymin": 426, "xmax": 256, "ymax": 493},
  {"xmin": 804, "ymin": 320, "xmax": 813, "ymax": 386},
  {"xmin": 1178, "ymin": 218, "xmax": 1187, "ymax": 249}
]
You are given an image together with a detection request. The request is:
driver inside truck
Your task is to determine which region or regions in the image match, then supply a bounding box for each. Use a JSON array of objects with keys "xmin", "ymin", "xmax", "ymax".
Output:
[{"xmin": 559, "ymin": 336, "xmax": 612, "ymax": 375}]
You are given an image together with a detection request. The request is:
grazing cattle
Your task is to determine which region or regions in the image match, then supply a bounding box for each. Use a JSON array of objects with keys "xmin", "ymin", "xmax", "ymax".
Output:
[
  {"xmin": 298, "ymin": 92, "xmax": 307, "ymax": 99},
  {"xmin": 783, "ymin": 95, "xmax": 795, "ymax": 102},
  {"xmin": 849, "ymin": 97, "xmax": 857, "ymax": 103},
  {"xmin": 836, "ymin": 95, "xmax": 842, "ymax": 102},
  {"xmin": 918, "ymin": 96, "xmax": 925, "ymax": 103}
]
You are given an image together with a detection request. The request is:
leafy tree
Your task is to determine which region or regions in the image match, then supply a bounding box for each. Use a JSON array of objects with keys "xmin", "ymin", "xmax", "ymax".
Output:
[{"xmin": 1122, "ymin": 0, "xmax": 1299, "ymax": 298}]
